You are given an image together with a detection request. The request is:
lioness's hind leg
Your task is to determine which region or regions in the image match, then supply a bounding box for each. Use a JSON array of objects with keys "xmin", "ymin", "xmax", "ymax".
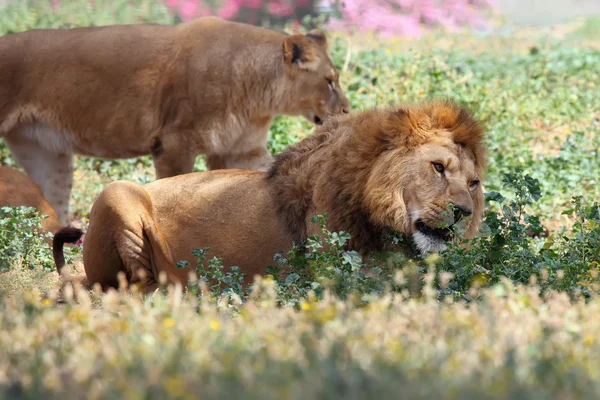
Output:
[{"xmin": 4, "ymin": 131, "xmax": 73, "ymax": 225}]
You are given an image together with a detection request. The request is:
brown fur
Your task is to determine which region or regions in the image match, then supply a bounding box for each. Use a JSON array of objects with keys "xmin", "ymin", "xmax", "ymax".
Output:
[
  {"xmin": 54, "ymin": 100, "xmax": 485, "ymax": 293},
  {"xmin": 0, "ymin": 166, "xmax": 61, "ymax": 238},
  {"xmin": 0, "ymin": 17, "xmax": 349, "ymax": 225}
]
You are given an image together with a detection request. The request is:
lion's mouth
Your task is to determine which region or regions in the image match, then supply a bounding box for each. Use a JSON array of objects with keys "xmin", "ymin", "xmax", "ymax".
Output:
[{"xmin": 415, "ymin": 220, "xmax": 454, "ymax": 242}]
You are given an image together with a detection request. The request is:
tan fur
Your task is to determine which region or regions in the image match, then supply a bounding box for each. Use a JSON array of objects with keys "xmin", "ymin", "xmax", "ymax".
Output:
[
  {"xmin": 0, "ymin": 166, "xmax": 61, "ymax": 238},
  {"xmin": 55, "ymin": 100, "xmax": 485, "ymax": 293},
  {"xmin": 0, "ymin": 17, "xmax": 349, "ymax": 225}
]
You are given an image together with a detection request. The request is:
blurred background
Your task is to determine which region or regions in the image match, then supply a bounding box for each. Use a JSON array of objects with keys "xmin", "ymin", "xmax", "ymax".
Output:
[{"xmin": 0, "ymin": 0, "xmax": 598, "ymax": 38}]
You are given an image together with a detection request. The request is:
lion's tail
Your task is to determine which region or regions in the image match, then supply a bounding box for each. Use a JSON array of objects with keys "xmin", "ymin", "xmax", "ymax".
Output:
[{"xmin": 53, "ymin": 225, "xmax": 84, "ymax": 276}]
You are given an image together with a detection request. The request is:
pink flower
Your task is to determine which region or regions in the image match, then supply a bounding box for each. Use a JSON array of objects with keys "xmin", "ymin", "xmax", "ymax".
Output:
[
  {"xmin": 240, "ymin": 0, "xmax": 264, "ymax": 10},
  {"xmin": 180, "ymin": 0, "xmax": 200, "ymax": 21},
  {"xmin": 326, "ymin": 0, "xmax": 491, "ymax": 37},
  {"xmin": 217, "ymin": 0, "xmax": 241, "ymax": 19},
  {"xmin": 268, "ymin": 1, "xmax": 293, "ymax": 17},
  {"xmin": 165, "ymin": 0, "xmax": 179, "ymax": 8},
  {"xmin": 199, "ymin": 4, "xmax": 213, "ymax": 16}
]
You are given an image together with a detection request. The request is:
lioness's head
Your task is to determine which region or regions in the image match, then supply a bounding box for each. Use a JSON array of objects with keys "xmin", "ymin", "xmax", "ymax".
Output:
[
  {"xmin": 362, "ymin": 100, "xmax": 486, "ymax": 255},
  {"xmin": 281, "ymin": 30, "xmax": 350, "ymax": 124}
]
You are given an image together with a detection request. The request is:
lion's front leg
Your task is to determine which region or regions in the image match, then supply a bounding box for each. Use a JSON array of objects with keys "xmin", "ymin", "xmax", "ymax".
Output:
[{"xmin": 4, "ymin": 131, "xmax": 74, "ymax": 225}]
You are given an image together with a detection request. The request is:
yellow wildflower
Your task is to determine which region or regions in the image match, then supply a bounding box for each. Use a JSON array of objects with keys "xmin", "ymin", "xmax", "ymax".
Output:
[
  {"xmin": 210, "ymin": 319, "xmax": 220, "ymax": 331},
  {"xmin": 583, "ymin": 334, "xmax": 595, "ymax": 346},
  {"xmin": 163, "ymin": 317, "xmax": 175, "ymax": 329}
]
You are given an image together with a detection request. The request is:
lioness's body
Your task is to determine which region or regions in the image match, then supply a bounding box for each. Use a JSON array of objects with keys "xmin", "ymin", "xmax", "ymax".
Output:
[
  {"xmin": 0, "ymin": 17, "xmax": 348, "ymax": 225},
  {"xmin": 0, "ymin": 166, "xmax": 61, "ymax": 236},
  {"xmin": 57, "ymin": 100, "xmax": 486, "ymax": 294}
]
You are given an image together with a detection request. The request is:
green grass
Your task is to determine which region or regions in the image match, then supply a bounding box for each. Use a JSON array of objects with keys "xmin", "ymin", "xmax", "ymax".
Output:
[{"xmin": 1, "ymin": 1, "xmax": 600, "ymax": 397}]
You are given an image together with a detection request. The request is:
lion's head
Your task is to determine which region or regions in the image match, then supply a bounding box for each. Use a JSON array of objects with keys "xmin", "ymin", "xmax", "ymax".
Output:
[
  {"xmin": 281, "ymin": 30, "xmax": 350, "ymax": 124},
  {"xmin": 362, "ymin": 101, "xmax": 486, "ymax": 255},
  {"xmin": 269, "ymin": 99, "xmax": 485, "ymax": 256}
]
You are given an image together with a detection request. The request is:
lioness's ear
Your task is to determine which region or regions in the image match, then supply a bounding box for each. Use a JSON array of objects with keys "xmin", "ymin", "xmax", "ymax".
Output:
[
  {"xmin": 306, "ymin": 29, "xmax": 328, "ymax": 47},
  {"xmin": 283, "ymin": 34, "xmax": 319, "ymax": 71}
]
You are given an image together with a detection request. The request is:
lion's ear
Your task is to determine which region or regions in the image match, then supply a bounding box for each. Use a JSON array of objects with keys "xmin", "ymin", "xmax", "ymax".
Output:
[
  {"xmin": 379, "ymin": 108, "xmax": 411, "ymax": 148},
  {"xmin": 283, "ymin": 34, "xmax": 319, "ymax": 71},
  {"xmin": 379, "ymin": 107, "xmax": 434, "ymax": 149},
  {"xmin": 305, "ymin": 29, "xmax": 328, "ymax": 47}
]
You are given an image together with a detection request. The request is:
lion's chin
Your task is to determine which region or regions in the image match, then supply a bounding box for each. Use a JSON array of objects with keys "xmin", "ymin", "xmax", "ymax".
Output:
[
  {"xmin": 412, "ymin": 231, "xmax": 448, "ymax": 256},
  {"xmin": 412, "ymin": 220, "xmax": 453, "ymax": 256}
]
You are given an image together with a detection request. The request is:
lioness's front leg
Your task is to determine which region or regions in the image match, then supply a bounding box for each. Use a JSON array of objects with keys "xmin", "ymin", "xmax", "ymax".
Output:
[
  {"xmin": 206, "ymin": 125, "xmax": 273, "ymax": 171},
  {"xmin": 150, "ymin": 134, "xmax": 197, "ymax": 179},
  {"xmin": 4, "ymin": 133, "xmax": 74, "ymax": 225}
]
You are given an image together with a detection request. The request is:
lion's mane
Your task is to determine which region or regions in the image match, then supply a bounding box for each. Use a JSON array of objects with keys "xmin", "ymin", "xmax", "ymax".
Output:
[{"xmin": 267, "ymin": 99, "xmax": 485, "ymax": 253}]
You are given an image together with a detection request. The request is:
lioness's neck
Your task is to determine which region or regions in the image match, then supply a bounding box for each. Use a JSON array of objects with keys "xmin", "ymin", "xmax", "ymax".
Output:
[
  {"xmin": 177, "ymin": 19, "xmax": 289, "ymax": 121},
  {"xmin": 228, "ymin": 48, "xmax": 288, "ymax": 120}
]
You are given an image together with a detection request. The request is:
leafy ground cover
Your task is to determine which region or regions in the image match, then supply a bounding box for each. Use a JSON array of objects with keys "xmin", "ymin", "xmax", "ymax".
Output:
[{"xmin": 1, "ymin": 2, "xmax": 599, "ymax": 397}]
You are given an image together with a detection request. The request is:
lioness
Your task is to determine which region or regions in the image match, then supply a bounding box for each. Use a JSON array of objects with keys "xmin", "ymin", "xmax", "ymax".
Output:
[
  {"xmin": 0, "ymin": 166, "xmax": 61, "ymax": 237},
  {"xmin": 0, "ymin": 16, "xmax": 349, "ymax": 225},
  {"xmin": 54, "ymin": 99, "xmax": 485, "ymax": 294}
]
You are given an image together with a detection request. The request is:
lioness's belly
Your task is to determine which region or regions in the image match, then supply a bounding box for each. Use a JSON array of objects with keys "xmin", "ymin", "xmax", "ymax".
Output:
[{"xmin": 145, "ymin": 171, "xmax": 294, "ymax": 278}]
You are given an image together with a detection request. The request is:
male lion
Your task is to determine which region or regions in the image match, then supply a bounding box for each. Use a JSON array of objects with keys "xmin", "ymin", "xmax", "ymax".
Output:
[
  {"xmin": 0, "ymin": 16, "xmax": 349, "ymax": 225},
  {"xmin": 54, "ymin": 99, "xmax": 485, "ymax": 294},
  {"xmin": 0, "ymin": 166, "xmax": 61, "ymax": 236}
]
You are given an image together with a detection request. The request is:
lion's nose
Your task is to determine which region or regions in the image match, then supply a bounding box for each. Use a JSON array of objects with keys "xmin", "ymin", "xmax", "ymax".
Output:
[
  {"xmin": 453, "ymin": 204, "xmax": 472, "ymax": 223},
  {"xmin": 342, "ymin": 107, "xmax": 350, "ymax": 114}
]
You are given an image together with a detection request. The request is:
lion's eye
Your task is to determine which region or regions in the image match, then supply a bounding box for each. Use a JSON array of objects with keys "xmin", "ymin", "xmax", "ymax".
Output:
[
  {"xmin": 432, "ymin": 162, "xmax": 445, "ymax": 174},
  {"xmin": 470, "ymin": 179, "xmax": 480, "ymax": 189},
  {"xmin": 326, "ymin": 78, "xmax": 334, "ymax": 90}
]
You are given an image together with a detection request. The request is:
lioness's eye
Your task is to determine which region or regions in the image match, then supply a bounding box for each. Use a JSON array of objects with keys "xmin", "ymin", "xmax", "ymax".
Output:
[
  {"xmin": 432, "ymin": 162, "xmax": 445, "ymax": 174},
  {"xmin": 326, "ymin": 78, "xmax": 334, "ymax": 89},
  {"xmin": 470, "ymin": 179, "xmax": 480, "ymax": 188}
]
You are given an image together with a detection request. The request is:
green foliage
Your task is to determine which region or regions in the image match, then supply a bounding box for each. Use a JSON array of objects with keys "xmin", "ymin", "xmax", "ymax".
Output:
[
  {"xmin": 266, "ymin": 214, "xmax": 387, "ymax": 306},
  {"xmin": 0, "ymin": 207, "xmax": 59, "ymax": 272},
  {"xmin": 178, "ymin": 247, "xmax": 247, "ymax": 304},
  {"xmin": 0, "ymin": 0, "xmax": 173, "ymax": 34},
  {"xmin": 437, "ymin": 172, "xmax": 600, "ymax": 299}
]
